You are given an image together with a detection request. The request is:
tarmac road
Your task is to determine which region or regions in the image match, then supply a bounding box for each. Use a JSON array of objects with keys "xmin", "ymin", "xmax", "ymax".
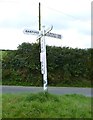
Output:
[{"xmin": 1, "ymin": 85, "xmax": 92, "ymax": 97}]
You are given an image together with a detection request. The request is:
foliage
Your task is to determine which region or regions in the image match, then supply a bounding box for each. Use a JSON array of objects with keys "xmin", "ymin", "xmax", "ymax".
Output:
[
  {"xmin": 2, "ymin": 93, "xmax": 92, "ymax": 118},
  {"xmin": 2, "ymin": 42, "xmax": 92, "ymax": 87},
  {"xmin": 0, "ymin": 94, "xmax": 2, "ymax": 119}
]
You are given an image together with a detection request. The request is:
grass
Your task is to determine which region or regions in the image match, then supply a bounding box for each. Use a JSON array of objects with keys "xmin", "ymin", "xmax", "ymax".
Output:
[
  {"xmin": 0, "ymin": 94, "xmax": 2, "ymax": 120},
  {"xmin": 2, "ymin": 92, "xmax": 92, "ymax": 118},
  {"xmin": 0, "ymin": 81, "xmax": 2, "ymax": 85}
]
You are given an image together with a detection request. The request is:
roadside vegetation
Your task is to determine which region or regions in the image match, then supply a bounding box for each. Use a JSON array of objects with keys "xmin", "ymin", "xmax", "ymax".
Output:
[
  {"xmin": 0, "ymin": 94, "xmax": 2, "ymax": 119},
  {"xmin": 2, "ymin": 43, "xmax": 92, "ymax": 87},
  {"xmin": 2, "ymin": 92, "xmax": 92, "ymax": 118},
  {"xmin": 0, "ymin": 50, "xmax": 2, "ymax": 85}
]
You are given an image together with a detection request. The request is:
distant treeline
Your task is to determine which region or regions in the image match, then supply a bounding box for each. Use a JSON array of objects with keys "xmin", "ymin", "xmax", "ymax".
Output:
[{"xmin": 2, "ymin": 42, "xmax": 92, "ymax": 87}]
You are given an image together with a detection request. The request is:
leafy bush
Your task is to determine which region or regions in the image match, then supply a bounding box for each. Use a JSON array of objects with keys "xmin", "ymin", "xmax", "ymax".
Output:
[{"xmin": 2, "ymin": 42, "xmax": 92, "ymax": 87}]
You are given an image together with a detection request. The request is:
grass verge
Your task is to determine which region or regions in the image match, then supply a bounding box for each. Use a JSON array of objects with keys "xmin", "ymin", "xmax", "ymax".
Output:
[
  {"xmin": 2, "ymin": 92, "xmax": 92, "ymax": 118},
  {"xmin": 0, "ymin": 94, "xmax": 2, "ymax": 119}
]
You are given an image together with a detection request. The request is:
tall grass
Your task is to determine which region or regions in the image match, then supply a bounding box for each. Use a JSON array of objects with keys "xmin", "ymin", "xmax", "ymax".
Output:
[
  {"xmin": 0, "ymin": 94, "xmax": 2, "ymax": 119},
  {"xmin": 2, "ymin": 92, "xmax": 92, "ymax": 118}
]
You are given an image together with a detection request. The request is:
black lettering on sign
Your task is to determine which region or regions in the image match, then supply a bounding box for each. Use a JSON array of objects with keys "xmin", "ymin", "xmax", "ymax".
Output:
[{"xmin": 46, "ymin": 32, "xmax": 61, "ymax": 39}]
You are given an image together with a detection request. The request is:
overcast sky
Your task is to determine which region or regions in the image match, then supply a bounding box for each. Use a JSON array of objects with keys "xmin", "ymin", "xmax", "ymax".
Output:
[{"xmin": 0, "ymin": 0, "xmax": 91, "ymax": 50}]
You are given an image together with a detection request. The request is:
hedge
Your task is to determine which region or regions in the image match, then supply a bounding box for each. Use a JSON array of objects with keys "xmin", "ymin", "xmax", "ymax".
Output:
[{"xmin": 2, "ymin": 42, "xmax": 92, "ymax": 87}]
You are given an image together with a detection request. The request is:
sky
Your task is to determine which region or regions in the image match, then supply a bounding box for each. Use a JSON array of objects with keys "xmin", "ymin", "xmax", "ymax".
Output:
[{"xmin": 0, "ymin": 0, "xmax": 91, "ymax": 50}]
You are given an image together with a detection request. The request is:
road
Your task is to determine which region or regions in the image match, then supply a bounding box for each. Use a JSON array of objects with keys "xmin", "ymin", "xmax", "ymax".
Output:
[{"xmin": 0, "ymin": 85, "xmax": 92, "ymax": 97}]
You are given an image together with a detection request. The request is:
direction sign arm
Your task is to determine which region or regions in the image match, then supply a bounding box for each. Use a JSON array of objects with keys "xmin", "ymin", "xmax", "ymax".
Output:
[{"xmin": 44, "ymin": 25, "xmax": 53, "ymax": 35}]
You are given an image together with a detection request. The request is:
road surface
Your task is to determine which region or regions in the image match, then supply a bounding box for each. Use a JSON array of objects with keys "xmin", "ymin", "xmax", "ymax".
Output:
[{"xmin": 0, "ymin": 85, "xmax": 92, "ymax": 97}]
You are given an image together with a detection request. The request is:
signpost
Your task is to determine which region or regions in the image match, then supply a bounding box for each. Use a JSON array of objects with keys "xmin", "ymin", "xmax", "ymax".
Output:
[
  {"xmin": 23, "ymin": 26, "xmax": 62, "ymax": 92},
  {"xmin": 23, "ymin": 28, "xmax": 61, "ymax": 39}
]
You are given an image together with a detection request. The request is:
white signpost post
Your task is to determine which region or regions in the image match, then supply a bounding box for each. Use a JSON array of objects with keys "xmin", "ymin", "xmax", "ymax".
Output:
[{"xmin": 23, "ymin": 26, "xmax": 62, "ymax": 92}]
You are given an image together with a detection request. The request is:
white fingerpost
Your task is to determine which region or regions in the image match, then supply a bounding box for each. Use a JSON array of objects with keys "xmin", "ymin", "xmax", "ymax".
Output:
[
  {"xmin": 42, "ymin": 26, "xmax": 48, "ymax": 92},
  {"xmin": 23, "ymin": 25, "xmax": 62, "ymax": 92}
]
